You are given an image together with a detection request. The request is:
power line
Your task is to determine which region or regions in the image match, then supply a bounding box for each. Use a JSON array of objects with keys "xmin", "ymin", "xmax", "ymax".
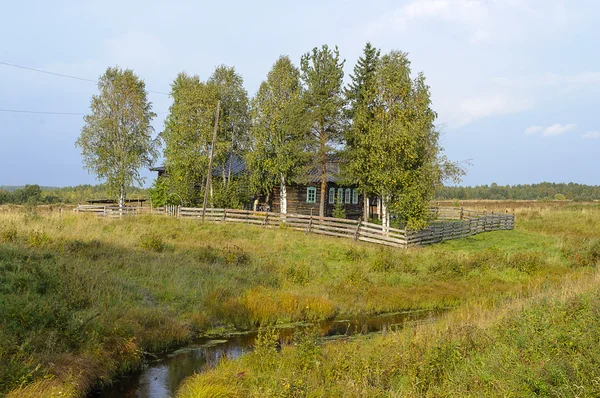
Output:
[
  {"xmin": 0, "ymin": 108, "xmax": 168, "ymax": 116},
  {"xmin": 0, "ymin": 61, "xmax": 169, "ymax": 95},
  {"xmin": 0, "ymin": 108, "xmax": 85, "ymax": 116}
]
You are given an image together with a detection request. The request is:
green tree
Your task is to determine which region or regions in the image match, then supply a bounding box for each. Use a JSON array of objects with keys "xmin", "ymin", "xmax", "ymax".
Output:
[
  {"xmin": 208, "ymin": 66, "xmax": 250, "ymax": 187},
  {"xmin": 344, "ymin": 42, "xmax": 380, "ymax": 220},
  {"xmin": 300, "ymin": 45, "xmax": 346, "ymax": 217},
  {"xmin": 358, "ymin": 51, "xmax": 463, "ymax": 229},
  {"xmin": 76, "ymin": 67, "xmax": 158, "ymax": 209},
  {"xmin": 161, "ymin": 73, "xmax": 220, "ymax": 206},
  {"xmin": 246, "ymin": 56, "xmax": 309, "ymax": 214}
]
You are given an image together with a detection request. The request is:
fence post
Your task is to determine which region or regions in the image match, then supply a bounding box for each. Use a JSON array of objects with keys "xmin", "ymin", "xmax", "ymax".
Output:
[
  {"xmin": 223, "ymin": 209, "xmax": 227, "ymax": 222},
  {"xmin": 177, "ymin": 205, "xmax": 181, "ymax": 218},
  {"xmin": 262, "ymin": 211, "xmax": 269, "ymax": 226},
  {"xmin": 354, "ymin": 217, "xmax": 362, "ymax": 240},
  {"xmin": 307, "ymin": 214, "xmax": 313, "ymax": 234}
]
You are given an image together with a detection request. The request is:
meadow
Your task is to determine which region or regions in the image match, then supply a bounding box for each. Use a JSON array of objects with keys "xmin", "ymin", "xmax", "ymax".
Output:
[{"xmin": 0, "ymin": 202, "xmax": 598, "ymax": 396}]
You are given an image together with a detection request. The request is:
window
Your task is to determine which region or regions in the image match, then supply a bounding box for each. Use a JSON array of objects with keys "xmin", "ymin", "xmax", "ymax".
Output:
[
  {"xmin": 329, "ymin": 187, "xmax": 335, "ymax": 204},
  {"xmin": 337, "ymin": 188, "xmax": 343, "ymax": 204},
  {"xmin": 306, "ymin": 187, "xmax": 317, "ymax": 203},
  {"xmin": 352, "ymin": 189, "xmax": 359, "ymax": 204},
  {"xmin": 345, "ymin": 188, "xmax": 351, "ymax": 204}
]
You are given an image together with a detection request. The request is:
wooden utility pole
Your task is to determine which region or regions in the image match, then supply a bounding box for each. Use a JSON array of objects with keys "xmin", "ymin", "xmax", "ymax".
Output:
[{"xmin": 202, "ymin": 100, "xmax": 220, "ymax": 221}]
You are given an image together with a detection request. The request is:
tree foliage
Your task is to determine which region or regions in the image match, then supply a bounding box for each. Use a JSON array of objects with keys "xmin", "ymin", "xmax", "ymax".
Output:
[
  {"xmin": 208, "ymin": 66, "xmax": 250, "ymax": 183},
  {"xmin": 300, "ymin": 45, "xmax": 346, "ymax": 216},
  {"xmin": 161, "ymin": 73, "xmax": 220, "ymax": 206},
  {"xmin": 246, "ymin": 56, "xmax": 310, "ymax": 212},
  {"xmin": 347, "ymin": 51, "xmax": 463, "ymax": 229},
  {"xmin": 344, "ymin": 42, "xmax": 381, "ymax": 219},
  {"xmin": 76, "ymin": 67, "xmax": 158, "ymax": 207}
]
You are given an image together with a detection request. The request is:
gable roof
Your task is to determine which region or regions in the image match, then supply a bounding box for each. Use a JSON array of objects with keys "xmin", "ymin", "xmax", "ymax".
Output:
[{"xmin": 151, "ymin": 153, "xmax": 346, "ymax": 183}]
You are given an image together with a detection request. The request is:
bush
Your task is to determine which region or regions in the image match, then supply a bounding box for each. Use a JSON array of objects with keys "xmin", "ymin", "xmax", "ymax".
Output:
[
  {"xmin": 332, "ymin": 197, "xmax": 346, "ymax": 219},
  {"xmin": 139, "ymin": 233, "xmax": 168, "ymax": 253}
]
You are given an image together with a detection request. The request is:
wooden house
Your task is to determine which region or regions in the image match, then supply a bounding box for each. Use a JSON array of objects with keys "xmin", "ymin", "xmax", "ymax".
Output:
[
  {"xmin": 151, "ymin": 154, "xmax": 367, "ymax": 219},
  {"xmin": 269, "ymin": 155, "xmax": 364, "ymax": 219}
]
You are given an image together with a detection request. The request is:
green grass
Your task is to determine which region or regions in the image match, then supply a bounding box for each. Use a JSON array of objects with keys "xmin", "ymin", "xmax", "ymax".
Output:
[{"xmin": 0, "ymin": 203, "xmax": 598, "ymax": 396}]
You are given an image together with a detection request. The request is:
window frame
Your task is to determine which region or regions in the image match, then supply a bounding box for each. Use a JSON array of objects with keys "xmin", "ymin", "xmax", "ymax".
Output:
[
  {"xmin": 328, "ymin": 187, "xmax": 335, "ymax": 204},
  {"xmin": 306, "ymin": 187, "xmax": 317, "ymax": 203},
  {"xmin": 337, "ymin": 188, "xmax": 343, "ymax": 204},
  {"xmin": 345, "ymin": 188, "xmax": 351, "ymax": 204},
  {"xmin": 352, "ymin": 189, "xmax": 359, "ymax": 205}
]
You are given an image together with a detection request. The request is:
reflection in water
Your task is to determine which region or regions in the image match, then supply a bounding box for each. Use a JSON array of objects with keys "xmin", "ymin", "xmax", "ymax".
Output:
[{"xmin": 92, "ymin": 310, "xmax": 439, "ymax": 398}]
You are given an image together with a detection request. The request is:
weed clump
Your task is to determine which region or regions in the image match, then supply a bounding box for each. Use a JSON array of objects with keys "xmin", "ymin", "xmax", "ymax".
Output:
[
  {"xmin": 27, "ymin": 231, "xmax": 51, "ymax": 248},
  {"xmin": 0, "ymin": 227, "xmax": 17, "ymax": 243},
  {"xmin": 285, "ymin": 262, "xmax": 311, "ymax": 285},
  {"xmin": 223, "ymin": 245, "xmax": 250, "ymax": 266},
  {"xmin": 139, "ymin": 233, "xmax": 168, "ymax": 253}
]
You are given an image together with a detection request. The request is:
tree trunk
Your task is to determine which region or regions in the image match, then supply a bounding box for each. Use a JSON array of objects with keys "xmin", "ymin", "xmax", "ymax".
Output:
[
  {"xmin": 363, "ymin": 191, "xmax": 369, "ymax": 221},
  {"xmin": 319, "ymin": 132, "xmax": 327, "ymax": 217},
  {"xmin": 119, "ymin": 184, "xmax": 126, "ymax": 214},
  {"xmin": 227, "ymin": 156, "xmax": 232, "ymax": 187},
  {"xmin": 381, "ymin": 198, "xmax": 388, "ymax": 233},
  {"xmin": 280, "ymin": 174, "xmax": 287, "ymax": 215}
]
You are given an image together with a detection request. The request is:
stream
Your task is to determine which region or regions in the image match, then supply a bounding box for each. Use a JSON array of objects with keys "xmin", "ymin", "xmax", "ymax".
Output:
[{"xmin": 91, "ymin": 309, "xmax": 440, "ymax": 397}]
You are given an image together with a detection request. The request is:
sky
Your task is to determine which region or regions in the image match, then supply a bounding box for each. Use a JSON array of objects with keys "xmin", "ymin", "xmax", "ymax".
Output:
[{"xmin": 1, "ymin": 0, "xmax": 599, "ymax": 187}]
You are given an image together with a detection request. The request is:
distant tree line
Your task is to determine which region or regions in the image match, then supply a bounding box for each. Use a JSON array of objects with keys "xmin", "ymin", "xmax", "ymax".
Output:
[
  {"xmin": 0, "ymin": 184, "xmax": 147, "ymax": 205},
  {"xmin": 437, "ymin": 182, "xmax": 600, "ymax": 201}
]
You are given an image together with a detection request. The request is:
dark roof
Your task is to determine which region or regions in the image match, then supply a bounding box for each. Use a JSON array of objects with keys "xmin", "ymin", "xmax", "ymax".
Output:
[
  {"xmin": 305, "ymin": 154, "xmax": 344, "ymax": 184},
  {"xmin": 214, "ymin": 155, "xmax": 245, "ymax": 176},
  {"xmin": 151, "ymin": 153, "xmax": 345, "ymax": 184},
  {"xmin": 151, "ymin": 154, "xmax": 246, "ymax": 177}
]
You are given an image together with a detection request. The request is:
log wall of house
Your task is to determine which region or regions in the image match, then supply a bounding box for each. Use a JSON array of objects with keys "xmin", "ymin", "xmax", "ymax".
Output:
[{"xmin": 271, "ymin": 183, "xmax": 363, "ymax": 219}]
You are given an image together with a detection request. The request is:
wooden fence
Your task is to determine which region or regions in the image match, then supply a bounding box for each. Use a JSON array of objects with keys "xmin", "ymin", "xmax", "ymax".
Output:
[{"xmin": 74, "ymin": 205, "xmax": 514, "ymax": 248}]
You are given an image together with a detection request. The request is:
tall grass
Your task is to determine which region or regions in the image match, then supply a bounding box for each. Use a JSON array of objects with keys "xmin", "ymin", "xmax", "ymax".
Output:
[{"xmin": 0, "ymin": 202, "xmax": 598, "ymax": 396}]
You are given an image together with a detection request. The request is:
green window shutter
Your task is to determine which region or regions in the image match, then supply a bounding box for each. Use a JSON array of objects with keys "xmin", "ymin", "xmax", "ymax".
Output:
[
  {"xmin": 337, "ymin": 188, "xmax": 343, "ymax": 203},
  {"xmin": 329, "ymin": 187, "xmax": 335, "ymax": 204},
  {"xmin": 345, "ymin": 188, "xmax": 351, "ymax": 204}
]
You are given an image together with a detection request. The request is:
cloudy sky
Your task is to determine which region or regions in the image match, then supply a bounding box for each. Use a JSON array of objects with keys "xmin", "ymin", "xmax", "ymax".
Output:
[{"xmin": 1, "ymin": 0, "xmax": 598, "ymax": 187}]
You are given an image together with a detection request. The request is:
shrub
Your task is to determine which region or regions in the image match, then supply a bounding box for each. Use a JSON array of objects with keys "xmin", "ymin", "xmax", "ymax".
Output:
[
  {"xmin": 139, "ymin": 233, "xmax": 167, "ymax": 253},
  {"xmin": 223, "ymin": 245, "xmax": 250, "ymax": 266},
  {"xmin": 332, "ymin": 198, "xmax": 346, "ymax": 219}
]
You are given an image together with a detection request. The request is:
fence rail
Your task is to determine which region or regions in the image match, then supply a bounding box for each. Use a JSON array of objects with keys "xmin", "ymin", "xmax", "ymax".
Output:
[{"xmin": 74, "ymin": 205, "xmax": 514, "ymax": 248}]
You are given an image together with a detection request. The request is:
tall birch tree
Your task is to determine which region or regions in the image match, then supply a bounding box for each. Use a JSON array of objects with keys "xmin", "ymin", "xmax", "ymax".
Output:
[
  {"xmin": 161, "ymin": 73, "xmax": 219, "ymax": 205},
  {"xmin": 361, "ymin": 51, "xmax": 463, "ymax": 230},
  {"xmin": 300, "ymin": 45, "xmax": 346, "ymax": 217},
  {"xmin": 76, "ymin": 66, "xmax": 158, "ymax": 209},
  {"xmin": 208, "ymin": 66, "xmax": 250, "ymax": 186},
  {"xmin": 246, "ymin": 56, "xmax": 309, "ymax": 214}
]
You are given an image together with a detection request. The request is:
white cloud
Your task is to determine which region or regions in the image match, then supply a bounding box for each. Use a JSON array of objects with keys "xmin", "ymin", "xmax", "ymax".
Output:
[
  {"xmin": 525, "ymin": 123, "xmax": 576, "ymax": 137},
  {"xmin": 582, "ymin": 131, "xmax": 600, "ymax": 139},
  {"xmin": 365, "ymin": 0, "xmax": 575, "ymax": 45},
  {"xmin": 456, "ymin": 95, "xmax": 532, "ymax": 125},
  {"xmin": 544, "ymin": 123, "xmax": 575, "ymax": 136},
  {"xmin": 525, "ymin": 125, "xmax": 543, "ymax": 135}
]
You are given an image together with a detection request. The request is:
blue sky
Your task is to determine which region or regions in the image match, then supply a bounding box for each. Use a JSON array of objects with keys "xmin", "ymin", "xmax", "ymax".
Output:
[{"xmin": 1, "ymin": 0, "xmax": 598, "ymax": 187}]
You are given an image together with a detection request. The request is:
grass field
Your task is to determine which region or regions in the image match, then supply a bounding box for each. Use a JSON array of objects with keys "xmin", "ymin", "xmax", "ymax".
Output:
[{"xmin": 1, "ymin": 202, "xmax": 598, "ymax": 396}]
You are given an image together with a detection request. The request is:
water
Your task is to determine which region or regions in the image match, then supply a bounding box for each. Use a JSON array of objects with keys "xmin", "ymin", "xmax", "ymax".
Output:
[{"xmin": 91, "ymin": 309, "xmax": 439, "ymax": 397}]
